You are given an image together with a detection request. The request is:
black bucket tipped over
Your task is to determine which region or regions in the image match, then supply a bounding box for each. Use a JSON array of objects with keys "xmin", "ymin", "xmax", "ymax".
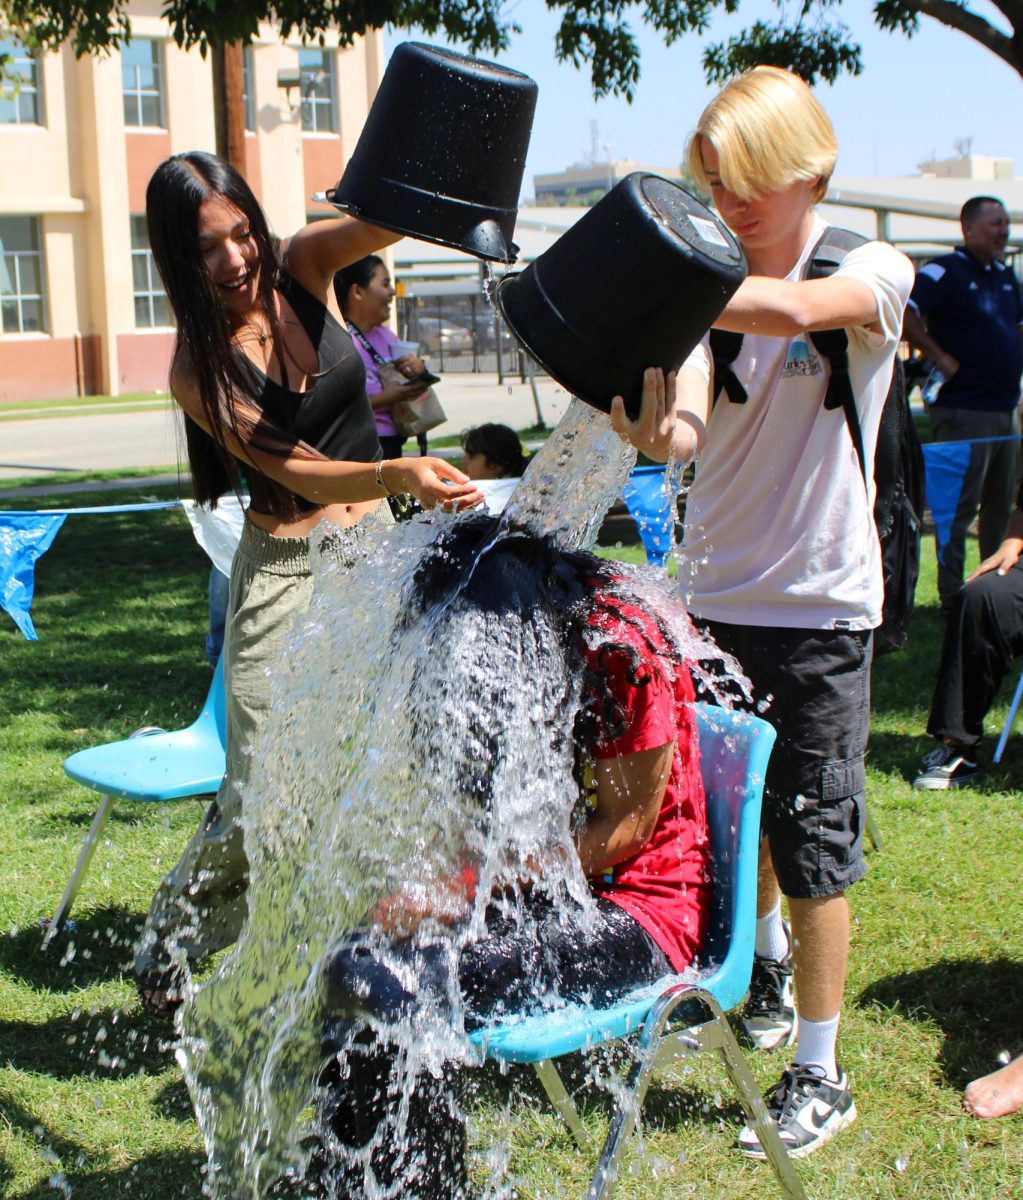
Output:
[
  {"xmin": 326, "ymin": 42, "xmax": 538, "ymax": 265},
  {"xmin": 496, "ymin": 174, "xmax": 748, "ymax": 417}
]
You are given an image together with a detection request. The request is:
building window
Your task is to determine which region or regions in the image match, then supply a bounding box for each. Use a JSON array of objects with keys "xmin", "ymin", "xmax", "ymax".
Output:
[
  {"xmin": 0, "ymin": 37, "xmax": 42, "ymax": 125},
  {"xmin": 130, "ymin": 215, "xmax": 170, "ymax": 328},
  {"xmin": 0, "ymin": 216, "xmax": 46, "ymax": 333},
  {"xmin": 242, "ymin": 45, "xmax": 256, "ymax": 132},
  {"xmin": 298, "ymin": 48, "xmax": 336, "ymax": 133},
  {"xmin": 122, "ymin": 38, "xmax": 163, "ymax": 128}
]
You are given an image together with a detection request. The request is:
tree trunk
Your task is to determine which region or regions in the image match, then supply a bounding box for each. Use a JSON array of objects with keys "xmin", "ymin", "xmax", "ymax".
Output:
[{"xmin": 212, "ymin": 42, "xmax": 247, "ymax": 178}]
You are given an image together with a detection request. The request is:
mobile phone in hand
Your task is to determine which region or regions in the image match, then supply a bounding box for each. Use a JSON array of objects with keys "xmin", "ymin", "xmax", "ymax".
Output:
[{"xmin": 406, "ymin": 370, "xmax": 440, "ymax": 386}]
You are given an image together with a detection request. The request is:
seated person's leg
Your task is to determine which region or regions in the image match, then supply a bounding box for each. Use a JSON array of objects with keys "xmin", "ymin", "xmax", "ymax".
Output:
[
  {"xmin": 916, "ymin": 561, "xmax": 1023, "ymax": 789},
  {"xmin": 317, "ymin": 896, "xmax": 670, "ymax": 1197},
  {"xmin": 459, "ymin": 894, "xmax": 670, "ymax": 1025}
]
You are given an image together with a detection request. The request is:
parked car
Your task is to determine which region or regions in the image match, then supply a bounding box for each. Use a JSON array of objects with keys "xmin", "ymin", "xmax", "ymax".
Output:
[
  {"xmin": 474, "ymin": 316, "xmax": 518, "ymax": 354},
  {"xmin": 409, "ymin": 316, "xmax": 474, "ymax": 355}
]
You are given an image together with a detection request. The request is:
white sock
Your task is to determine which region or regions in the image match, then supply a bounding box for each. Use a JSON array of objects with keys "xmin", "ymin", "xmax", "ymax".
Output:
[
  {"xmin": 754, "ymin": 900, "xmax": 788, "ymax": 961},
  {"xmin": 793, "ymin": 1013, "xmax": 840, "ymax": 1081}
]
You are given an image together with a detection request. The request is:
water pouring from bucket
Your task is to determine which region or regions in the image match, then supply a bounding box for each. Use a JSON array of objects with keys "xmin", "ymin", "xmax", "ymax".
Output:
[{"xmin": 176, "ymin": 403, "xmax": 751, "ymax": 1199}]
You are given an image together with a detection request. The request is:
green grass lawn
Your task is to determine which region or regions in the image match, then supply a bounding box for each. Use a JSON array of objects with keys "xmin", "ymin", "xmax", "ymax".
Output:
[{"xmin": 1, "ymin": 487, "xmax": 1021, "ymax": 1198}]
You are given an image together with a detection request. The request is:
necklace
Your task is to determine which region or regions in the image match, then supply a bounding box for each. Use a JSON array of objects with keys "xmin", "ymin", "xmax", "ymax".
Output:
[{"xmin": 235, "ymin": 322, "xmax": 269, "ymax": 348}]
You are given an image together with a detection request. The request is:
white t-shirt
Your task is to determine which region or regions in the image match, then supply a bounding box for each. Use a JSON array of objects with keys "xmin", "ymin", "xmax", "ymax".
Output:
[{"xmin": 679, "ymin": 216, "xmax": 913, "ymax": 630}]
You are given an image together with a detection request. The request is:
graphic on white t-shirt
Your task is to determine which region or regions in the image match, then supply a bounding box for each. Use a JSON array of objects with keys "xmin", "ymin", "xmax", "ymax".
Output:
[{"xmin": 783, "ymin": 339, "xmax": 822, "ymax": 379}]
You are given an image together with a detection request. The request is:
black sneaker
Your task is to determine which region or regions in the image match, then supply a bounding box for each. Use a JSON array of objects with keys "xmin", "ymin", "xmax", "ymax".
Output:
[
  {"xmin": 912, "ymin": 744, "xmax": 978, "ymax": 791},
  {"xmin": 737, "ymin": 1063, "xmax": 856, "ymax": 1159},
  {"xmin": 741, "ymin": 922, "xmax": 796, "ymax": 1051}
]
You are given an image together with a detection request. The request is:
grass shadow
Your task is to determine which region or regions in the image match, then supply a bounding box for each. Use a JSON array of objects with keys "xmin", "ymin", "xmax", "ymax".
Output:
[
  {"xmin": 2, "ymin": 906, "xmax": 145, "ymax": 991},
  {"xmin": 858, "ymin": 956, "xmax": 1023, "ymax": 1088},
  {"xmin": 0, "ymin": 1003, "xmax": 178, "ymax": 1081},
  {"xmin": 10, "ymin": 1148, "xmax": 205, "ymax": 1200}
]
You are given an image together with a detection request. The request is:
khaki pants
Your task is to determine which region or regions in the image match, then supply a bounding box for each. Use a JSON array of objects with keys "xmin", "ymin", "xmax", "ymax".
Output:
[{"xmin": 135, "ymin": 511, "xmax": 386, "ymax": 979}]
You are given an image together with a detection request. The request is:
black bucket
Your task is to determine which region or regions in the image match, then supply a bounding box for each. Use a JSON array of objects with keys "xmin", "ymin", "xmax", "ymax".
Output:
[
  {"xmin": 496, "ymin": 174, "xmax": 748, "ymax": 416},
  {"xmin": 326, "ymin": 42, "xmax": 537, "ymax": 264}
]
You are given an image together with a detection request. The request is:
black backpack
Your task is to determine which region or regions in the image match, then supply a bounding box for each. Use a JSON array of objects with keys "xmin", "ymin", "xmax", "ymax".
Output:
[{"xmin": 709, "ymin": 227, "xmax": 924, "ymax": 657}]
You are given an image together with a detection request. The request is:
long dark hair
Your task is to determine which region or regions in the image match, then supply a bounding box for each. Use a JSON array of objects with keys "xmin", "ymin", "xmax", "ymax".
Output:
[
  {"xmin": 146, "ymin": 151, "xmax": 311, "ymax": 516},
  {"xmin": 333, "ymin": 254, "xmax": 385, "ymax": 322}
]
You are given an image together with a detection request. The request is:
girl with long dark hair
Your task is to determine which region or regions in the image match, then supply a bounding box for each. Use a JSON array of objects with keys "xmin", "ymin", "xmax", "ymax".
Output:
[{"xmin": 133, "ymin": 151, "xmax": 480, "ymax": 1014}]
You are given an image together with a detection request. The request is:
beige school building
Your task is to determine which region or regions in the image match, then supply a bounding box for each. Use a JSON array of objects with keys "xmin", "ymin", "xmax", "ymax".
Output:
[{"xmin": 0, "ymin": 2, "xmax": 383, "ymax": 402}]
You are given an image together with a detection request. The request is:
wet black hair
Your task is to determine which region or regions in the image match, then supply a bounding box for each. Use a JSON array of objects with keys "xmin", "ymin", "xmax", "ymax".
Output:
[
  {"xmin": 146, "ymin": 150, "xmax": 315, "ymax": 519},
  {"xmin": 333, "ymin": 254, "xmax": 386, "ymax": 318},
  {"xmin": 402, "ymin": 515, "xmax": 682, "ymax": 757},
  {"xmin": 460, "ymin": 423, "xmax": 529, "ymax": 478}
]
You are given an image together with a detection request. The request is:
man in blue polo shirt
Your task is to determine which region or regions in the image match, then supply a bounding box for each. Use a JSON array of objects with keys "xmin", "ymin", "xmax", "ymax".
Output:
[{"xmin": 903, "ymin": 195, "xmax": 1023, "ymax": 610}]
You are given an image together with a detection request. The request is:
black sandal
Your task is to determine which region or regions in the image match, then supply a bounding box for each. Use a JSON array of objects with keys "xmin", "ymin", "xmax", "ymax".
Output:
[{"xmin": 135, "ymin": 965, "xmax": 186, "ymax": 1018}]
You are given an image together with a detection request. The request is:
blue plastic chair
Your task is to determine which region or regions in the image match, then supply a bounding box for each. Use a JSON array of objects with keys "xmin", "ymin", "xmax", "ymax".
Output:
[
  {"xmin": 42, "ymin": 659, "xmax": 227, "ymax": 949},
  {"xmin": 471, "ymin": 703, "xmax": 806, "ymax": 1199}
]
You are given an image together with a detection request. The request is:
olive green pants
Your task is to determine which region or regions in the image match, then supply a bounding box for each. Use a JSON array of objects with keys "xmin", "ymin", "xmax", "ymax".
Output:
[{"xmin": 134, "ymin": 512, "xmax": 384, "ymax": 980}]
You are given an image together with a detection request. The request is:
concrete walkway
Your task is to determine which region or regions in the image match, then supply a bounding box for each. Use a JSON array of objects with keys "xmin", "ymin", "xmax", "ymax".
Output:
[{"xmin": 0, "ymin": 371, "xmax": 572, "ymax": 487}]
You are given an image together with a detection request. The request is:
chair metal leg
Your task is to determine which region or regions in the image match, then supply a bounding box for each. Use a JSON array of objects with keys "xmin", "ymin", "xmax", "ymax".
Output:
[
  {"xmin": 533, "ymin": 1060, "xmax": 592, "ymax": 1153},
  {"xmin": 993, "ymin": 668, "xmax": 1023, "ymax": 764},
  {"xmin": 586, "ymin": 1041, "xmax": 660, "ymax": 1200},
  {"xmin": 41, "ymin": 794, "xmax": 115, "ymax": 951},
  {"xmin": 711, "ymin": 1018, "xmax": 808, "ymax": 1200},
  {"xmin": 584, "ymin": 982, "xmax": 807, "ymax": 1200}
]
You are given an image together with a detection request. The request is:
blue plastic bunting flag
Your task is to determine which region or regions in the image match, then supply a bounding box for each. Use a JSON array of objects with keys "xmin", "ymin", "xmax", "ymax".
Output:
[
  {"xmin": 0, "ymin": 512, "xmax": 67, "ymax": 640},
  {"xmin": 921, "ymin": 436, "xmax": 1022, "ymax": 568},
  {"xmin": 622, "ymin": 464, "xmax": 675, "ymax": 567}
]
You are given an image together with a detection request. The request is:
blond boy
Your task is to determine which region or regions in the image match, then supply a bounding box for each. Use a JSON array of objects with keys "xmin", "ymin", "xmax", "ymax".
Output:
[{"xmin": 614, "ymin": 66, "xmax": 912, "ymax": 1157}]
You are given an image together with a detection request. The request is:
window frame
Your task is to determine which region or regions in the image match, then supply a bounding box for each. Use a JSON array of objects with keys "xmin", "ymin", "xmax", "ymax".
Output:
[
  {"xmin": 298, "ymin": 48, "xmax": 337, "ymax": 134},
  {"xmin": 242, "ymin": 45, "xmax": 256, "ymax": 133},
  {"xmin": 121, "ymin": 37, "xmax": 164, "ymax": 129},
  {"xmin": 0, "ymin": 37, "xmax": 43, "ymax": 126},
  {"xmin": 0, "ymin": 215, "xmax": 48, "ymax": 335},
  {"xmin": 129, "ymin": 214, "xmax": 170, "ymax": 329}
]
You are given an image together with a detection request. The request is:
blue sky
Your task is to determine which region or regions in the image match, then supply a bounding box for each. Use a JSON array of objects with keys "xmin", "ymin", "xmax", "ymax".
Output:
[{"xmin": 384, "ymin": 2, "xmax": 1021, "ymax": 194}]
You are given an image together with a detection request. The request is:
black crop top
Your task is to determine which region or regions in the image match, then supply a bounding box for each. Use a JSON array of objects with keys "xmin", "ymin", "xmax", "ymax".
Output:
[{"xmin": 242, "ymin": 269, "xmax": 381, "ymax": 515}]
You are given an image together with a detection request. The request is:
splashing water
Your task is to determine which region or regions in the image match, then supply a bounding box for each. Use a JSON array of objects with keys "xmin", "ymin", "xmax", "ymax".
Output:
[{"xmin": 177, "ymin": 399, "xmax": 747, "ymax": 1198}]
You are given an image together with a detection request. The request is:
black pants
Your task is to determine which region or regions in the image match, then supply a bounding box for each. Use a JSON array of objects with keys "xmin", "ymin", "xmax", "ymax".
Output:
[
  {"xmin": 696, "ymin": 621, "xmax": 871, "ymax": 900},
  {"xmin": 319, "ymin": 897, "xmax": 668, "ymax": 1200},
  {"xmin": 927, "ymin": 559, "xmax": 1023, "ymax": 750}
]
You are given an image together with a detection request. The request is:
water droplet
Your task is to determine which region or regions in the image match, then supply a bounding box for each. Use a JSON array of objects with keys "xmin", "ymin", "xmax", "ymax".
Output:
[{"xmin": 894, "ymin": 1155, "xmax": 908, "ymax": 1173}]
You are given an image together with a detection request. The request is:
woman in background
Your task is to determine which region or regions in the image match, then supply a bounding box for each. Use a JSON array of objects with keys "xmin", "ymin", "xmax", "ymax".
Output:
[{"xmin": 334, "ymin": 255, "xmax": 431, "ymax": 460}]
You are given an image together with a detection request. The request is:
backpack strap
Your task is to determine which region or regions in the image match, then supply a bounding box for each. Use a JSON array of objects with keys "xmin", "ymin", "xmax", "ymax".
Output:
[
  {"xmin": 709, "ymin": 328, "xmax": 748, "ymax": 403},
  {"xmin": 805, "ymin": 227, "xmax": 870, "ymax": 478}
]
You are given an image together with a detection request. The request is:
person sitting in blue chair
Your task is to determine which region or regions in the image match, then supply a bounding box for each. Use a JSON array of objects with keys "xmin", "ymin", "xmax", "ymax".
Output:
[
  {"xmin": 913, "ymin": 489, "xmax": 1023, "ymax": 789},
  {"xmin": 316, "ymin": 514, "xmax": 712, "ymax": 1199}
]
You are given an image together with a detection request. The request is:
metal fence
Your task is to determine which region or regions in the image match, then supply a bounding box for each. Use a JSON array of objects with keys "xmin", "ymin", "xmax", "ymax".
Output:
[{"xmin": 395, "ymin": 293, "xmax": 541, "ymax": 380}]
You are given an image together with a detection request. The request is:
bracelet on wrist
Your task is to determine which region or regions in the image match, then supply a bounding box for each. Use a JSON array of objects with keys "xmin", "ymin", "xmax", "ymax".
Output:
[{"xmin": 375, "ymin": 459, "xmax": 393, "ymax": 496}]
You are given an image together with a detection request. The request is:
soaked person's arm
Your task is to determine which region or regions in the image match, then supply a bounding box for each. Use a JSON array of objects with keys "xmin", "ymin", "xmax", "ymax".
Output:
[
  {"xmin": 285, "ymin": 214, "xmax": 403, "ymax": 302},
  {"xmin": 576, "ymin": 742, "xmax": 675, "ymax": 879}
]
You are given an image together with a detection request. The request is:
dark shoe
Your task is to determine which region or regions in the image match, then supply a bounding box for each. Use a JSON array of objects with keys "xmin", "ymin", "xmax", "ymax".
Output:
[
  {"xmin": 737, "ymin": 1063, "xmax": 856, "ymax": 1159},
  {"xmin": 912, "ymin": 745, "xmax": 978, "ymax": 790},
  {"xmin": 135, "ymin": 964, "xmax": 186, "ymax": 1018},
  {"xmin": 741, "ymin": 922, "xmax": 796, "ymax": 1051}
]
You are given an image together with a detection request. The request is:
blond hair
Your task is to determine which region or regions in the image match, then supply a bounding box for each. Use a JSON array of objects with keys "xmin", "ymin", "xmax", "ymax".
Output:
[{"xmin": 686, "ymin": 66, "xmax": 837, "ymax": 204}]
